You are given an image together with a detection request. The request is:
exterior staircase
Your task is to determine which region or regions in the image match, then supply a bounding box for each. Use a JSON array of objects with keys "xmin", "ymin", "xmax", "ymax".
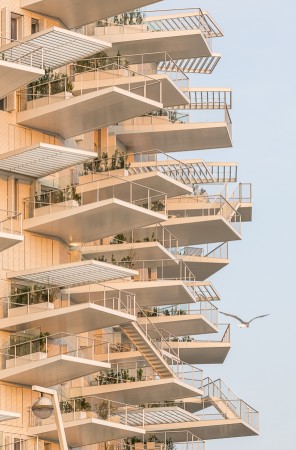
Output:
[{"xmin": 120, "ymin": 321, "xmax": 174, "ymax": 379}]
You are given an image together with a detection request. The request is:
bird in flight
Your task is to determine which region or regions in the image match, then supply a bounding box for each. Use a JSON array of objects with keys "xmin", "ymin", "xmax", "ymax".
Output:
[{"xmin": 219, "ymin": 311, "xmax": 270, "ymax": 328}]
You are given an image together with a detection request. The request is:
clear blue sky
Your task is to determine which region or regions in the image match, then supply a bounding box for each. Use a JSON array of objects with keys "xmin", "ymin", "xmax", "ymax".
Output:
[{"xmin": 147, "ymin": 0, "xmax": 295, "ymax": 449}]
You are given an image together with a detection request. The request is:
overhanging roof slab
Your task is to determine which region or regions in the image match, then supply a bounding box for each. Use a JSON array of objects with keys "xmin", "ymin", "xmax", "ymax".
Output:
[
  {"xmin": 138, "ymin": 315, "xmax": 218, "ymax": 337},
  {"xmin": 73, "ymin": 74, "xmax": 189, "ymax": 109},
  {"xmin": 0, "ymin": 354, "xmax": 110, "ymax": 387},
  {"xmin": 0, "ymin": 143, "xmax": 95, "ymax": 178},
  {"xmin": 0, "ymin": 27, "xmax": 111, "ymax": 70},
  {"xmin": 1, "ymin": 303, "xmax": 136, "ymax": 334},
  {"xmin": 0, "ymin": 61, "xmax": 44, "ymax": 99},
  {"xmin": 8, "ymin": 260, "xmax": 137, "ymax": 287},
  {"xmin": 114, "ymin": 122, "xmax": 232, "ymax": 152},
  {"xmin": 169, "ymin": 342, "xmax": 231, "ymax": 364},
  {"xmin": 103, "ymin": 30, "xmax": 211, "ymax": 61},
  {"xmin": 146, "ymin": 420, "xmax": 258, "ymax": 440},
  {"xmin": 65, "ymin": 280, "xmax": 197, "ymax": 307},
  {"xmin": 21, "ymin": 0, "xmax": 161, "ymax": 29},
  {"xmin": 17, "ymin": 87, "xmax": 163, "ymax": 140},
  {"xmin": 0, "ymin": 232, "xmax": 24, "ymax": 252},
  {"xmin": 71, "ymin": 378, "xmax": 203, "ymax": 404},
  {"xmin": 28, "ymin": 418, "xmax": 144, "ymax": 447},
  {"xmin": 23, "ymin": 198, "xmax": 166, "ymax": 245}
]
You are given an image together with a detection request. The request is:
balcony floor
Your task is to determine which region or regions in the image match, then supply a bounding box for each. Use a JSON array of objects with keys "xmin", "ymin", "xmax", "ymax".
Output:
[
  {"xmin": 71, "ymin": 378, "xmax": 203, "ymax": 405},
  {"xmin": 0, "ymin": 354, "xmax": 110, "ymax": 387},
  {"xmin": 21, "ymin": 0, "xmax": 160, "ymax": 28},
  {"xmin": 28, "ymin": 417, "xmax": 144, "ymax": 447},
  {"xmin": 138, "ymin": 314, "xmax": 218, "ymax": 337},
  {"xmin": 0, "ymin": 61, "xmax": 44, "ymax": 100},
  {"xmin": 145, "ymin": 419, "xmax": 258, "ymax": 440},
  {"xmin": 169, "ymin": 341, "xmax": 231, "ymax": 364},
  {"xmin": 1, "ymin": 302, "xmax": 136, "ymax": 334},
  {"xmin": 17, "ymin": 87, "xmax": 163, "ymax": 139},
  {"xmin": 23, "ymin": 198, "xmax": 166, "ymax": 245},
  {"xmin": 0, "ymin": 232, "xmax": 24, "ymax": 252},
  {"xmin": 113, "ymin": 122, "xmax": 232, "ymax": 153}
]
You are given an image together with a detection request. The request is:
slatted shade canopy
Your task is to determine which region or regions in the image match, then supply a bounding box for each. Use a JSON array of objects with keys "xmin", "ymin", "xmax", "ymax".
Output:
[
  {"xmin": 0, "ymin": 143, "xmax": 95, "ymax": 178},
  {"xmin": 8, "ymin": 260, "xmax": 137, "ymax": 287},
  {"xmin": 0, "ymin": 27, "xmax": 111, "ymax": 70}
]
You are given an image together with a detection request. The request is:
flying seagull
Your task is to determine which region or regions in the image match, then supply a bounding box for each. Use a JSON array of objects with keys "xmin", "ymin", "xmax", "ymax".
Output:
[{"xmin": 219, "ymin": 311, "xmax": 270, "ymax": 328}]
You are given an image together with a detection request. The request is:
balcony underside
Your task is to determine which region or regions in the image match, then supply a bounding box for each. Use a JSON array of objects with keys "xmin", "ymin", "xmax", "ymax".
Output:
[
  {"xmin": 1, "ymin": 303, "xmax": 136, "ymax": 334},
  {"xmin": 0, "ymin": 232, "xmax": 24, "ymax": 252},
  {"xmin": 17, "ymin": 87, "xmax": 163, "ymax": 139},
  {"xmin": 145, "ymin": 419, "xmax": 258, "ymax": 440},
  {"xmin": 73, "ymin": 74, "xmax": 189, "ymax": 109},
  {"xmin": 83, "ymin": 242, "xmax": 174, "ymax": 263},
  {"xmin": 102, "ymin": 30, "xmax": 211, "ymax": 61},
  {"xmin": 138, "ymin": 315, "xmax": 218, "ymax": 337},
  {"xmin": 23, "ymin": 198, "xmax": 166, "ymax": 244},
  {"xmin": 169, "ymin": 342, "xmax": 231, "ymax": 364},
  {"xmin": 164, "ymin": 256, "xmax": 229, "ymax": 280},
  {"xmin": 65, "ymin": 280, "xmax": 196, "ymax": 307},
  {"xmin": 0, "ymin": 410, "xmax": 21, "ymax": 421},
  {"xmin": 28, "ymin": 418, "xmax": 144, "ymax": 447},
  {"xmin": 114, "ymin": 122, "xmax": 232, "ymax": 153},
  {"xmin": 0, "ymin": 354, "xmax": 110, "ymax": 387},
  {"xmin": 150, "ymin": 216, "xmax": 241, "ymax": 246},
  {"xmin": 21, "ymin": 0, "xmax": 160, "ymax": 29},
  {"xmin": 0, "ymin": 61, "xmax": 43, "ymax": 99},
  {"xmin": 71, "ymin": 378, "xmax": 202, "ymax": 405}
]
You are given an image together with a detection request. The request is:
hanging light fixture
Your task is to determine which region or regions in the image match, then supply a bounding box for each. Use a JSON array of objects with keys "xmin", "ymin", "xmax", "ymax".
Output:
[{"xmin": 32, "ymin": 393, "xmax": 54, "ymax": 419}]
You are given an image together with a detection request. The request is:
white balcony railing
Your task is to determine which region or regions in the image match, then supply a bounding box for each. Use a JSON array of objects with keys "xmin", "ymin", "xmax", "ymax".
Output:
[{"xmin": 0, "ymin": 210, "xmax": 23, "ymax": 236}]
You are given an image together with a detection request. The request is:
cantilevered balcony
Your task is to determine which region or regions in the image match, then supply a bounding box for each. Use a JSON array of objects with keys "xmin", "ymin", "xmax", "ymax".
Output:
[
  {"xmin": 70, "ymin": 359, "xmax": 203, "ymax": 405},
  {"xmin": 113, "ymin": 107, "xmax": 232, "ymax": 153},
  {"xmin": 23, "ymin": 176, "xmax": 167, "ymax": 244},
  {"xmin": 169, "ymin": 243, "xmax": 229, "ymax": 280},
  {"xmin": 21, "ymin": 0, "xmax": 161, "ymax": 29},
  {"xmin": 128, "ymin": 150, "xmax": 238, "ymax": 184},
  {"xmin": 0, "ymin": 333, "xmax": 111, "ymax": 386},
  {"xmin": 0, "ymin": 285, "xmax": 137, "ymax": 334},
  {"xmin": 94, "ymin": 9, "xmax": 222, "ymax": 63},
  {"xmin": 226, "ymin": 183, "xmax": 253, "ymax": 222},
  {"xmin": 72, "ymin": 53, "xmax": 190, "ymax": 109},
  {"xmin": 137, "ymin": 301, "xmax": 218, "ymax": 337},
  {"xmin": 28, "ymin": 396, "xmax": 145, "ymax": 446},
  {"xmin": 17, "ymin": 64, "xmax": 164, "ymax": 139},
  {"xmin": 167, "ymin": 325, "xmax": 231, "ymax": 364},
  {"xmin": 0, "ymin": 210, "xmax": 23, "ymax": 251},
  {"xmin": 179, "ymin": 378, "xmax": 259, "ymax": 439}
]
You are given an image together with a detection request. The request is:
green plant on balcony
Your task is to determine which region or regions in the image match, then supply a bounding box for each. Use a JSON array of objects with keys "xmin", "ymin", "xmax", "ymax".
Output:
[
  {"xmin": 28, "ymin": 68, "xmax": 73, "ymax": 99},
  {"xmin": 95, "ymin": 400, "xmax": 116, "ymax": 420},
  {"xmin": 74, "ymin": 397, "xmax": 91, "ymax": 411},
  {"xmin": 83, "ymin": 150, "xmax": 130, "ymax": 174},
  {"xmin": 96, "ymin": 368, "xmax": 136, "ymax": 385},
  {"xmin": 143, "ymin": 201, "xmax": 165, "ymax": 212},
  {"xmin": 111, "ymin": 233, "xmax": 127, "ymax": 244},
  {"xmin": 60, "ymin": 400, "xmax": 73, "ymax": 413},
  {"xmin": 95, "ymin": 255, "xmax": 107, "ymax": 262}
]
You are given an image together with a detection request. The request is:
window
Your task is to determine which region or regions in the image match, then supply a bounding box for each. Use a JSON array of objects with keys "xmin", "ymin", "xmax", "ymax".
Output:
[
  {"xmin": 31, "ymin": 18, "xmax": 39, "ymax": 34},
  {"xmin": 0, "ymin": 98, "xmax": 6, "ymax": 111},
  {"xmin": 11, "ymin": 13, "xmax": 23, "ymax": 41}
]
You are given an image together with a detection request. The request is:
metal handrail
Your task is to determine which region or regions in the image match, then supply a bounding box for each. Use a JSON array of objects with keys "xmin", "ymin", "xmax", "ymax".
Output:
[{"xmin": 0, "ymin": 209, "xmax": 22, "ymax": 235}]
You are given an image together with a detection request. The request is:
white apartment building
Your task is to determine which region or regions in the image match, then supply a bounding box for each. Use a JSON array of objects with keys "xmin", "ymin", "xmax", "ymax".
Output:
[{"xmin": 0, "ymin": 2, "xmax": 258, "ymax": 450}]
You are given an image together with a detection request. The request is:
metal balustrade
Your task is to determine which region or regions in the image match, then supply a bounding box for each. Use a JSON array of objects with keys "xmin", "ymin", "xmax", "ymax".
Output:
[
  {"xmin": 172, "ymin": 88, "xmax": 232, "ymax": 110},
  {"xmin": 170, "ymin": 242, "xmax": 229, "ymax": 259},
  {"xmin": 0, "ymin": 284, "xmax": 136, "ymax": 319},
  {"xmin": 18, "ymin": 62, "xmax": 163, "ymax": 112},
  {"xmin": 23, "ymin": 175, "xmax": 167, "ymax": 219},
  {"xmin": 0, "ymin": 332, "xmax": 111, "ymax": 368},
  {"xmin": 0, "ymin": 34, "xmax": 45, "ymax": 69},
  {"xmin": 0, "ymin": 209, "xmax": 23, "ymax": 236}
]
